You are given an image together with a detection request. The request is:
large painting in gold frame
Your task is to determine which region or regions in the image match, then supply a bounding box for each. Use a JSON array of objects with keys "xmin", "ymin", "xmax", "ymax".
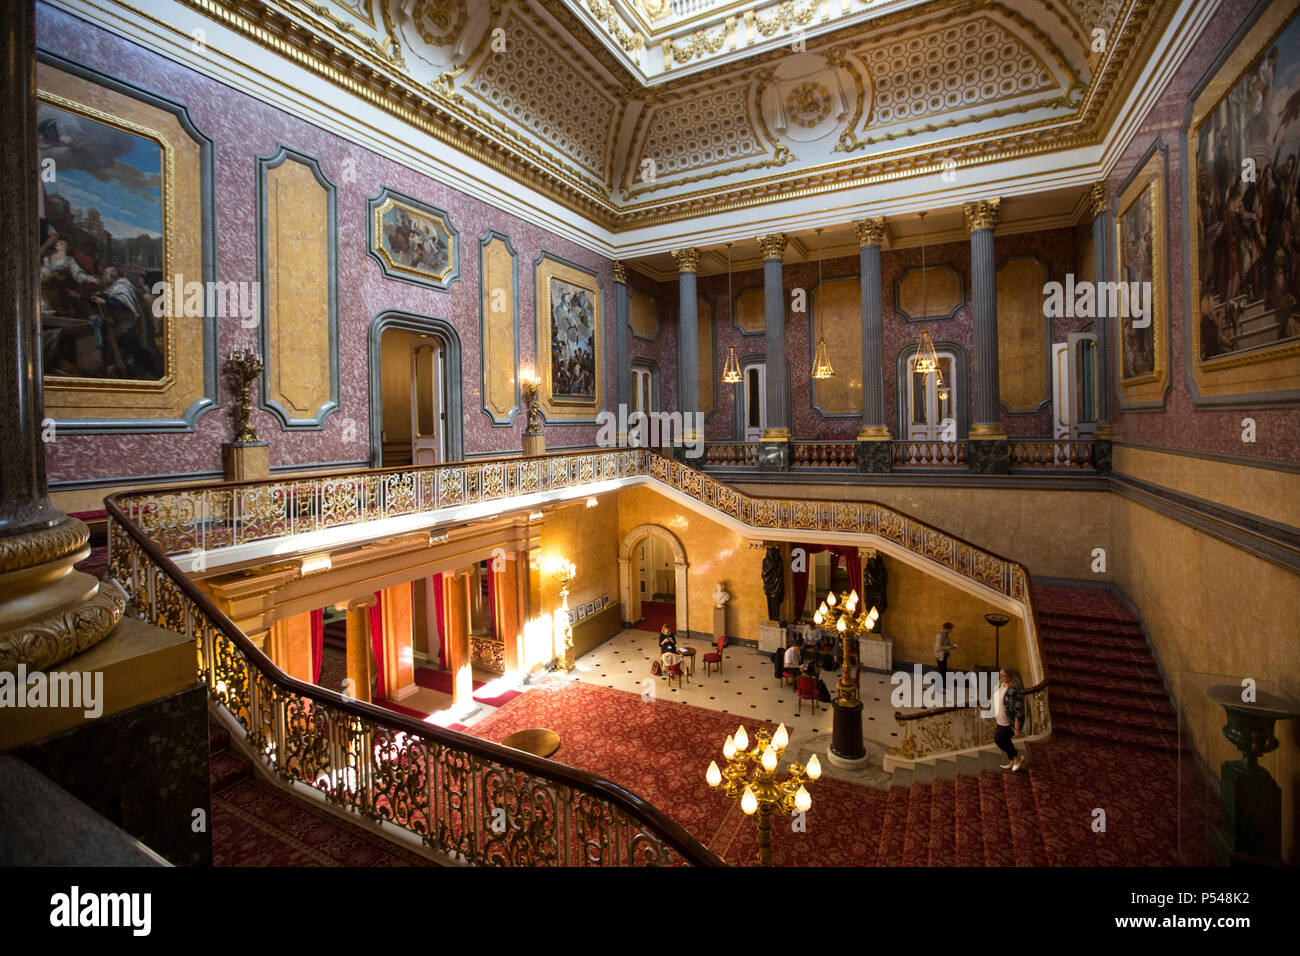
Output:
[
  {"xmin": 534, "ymin": 253, "xmax": 603, "ymax": 422},
  {"xmin": 1186, "ymin": 0, "xmax": 1300, "ymax": 402},
  {"xmin": 1114, "ymin": 143, "xmax": 1169, "ymax": 408},
  {"xmin": 36, "ymin": 54, "xmax": 215, "ymax": 432},
  {"xmin": 367, "ymin": 187, "xmax": 459, "ymax": 291}
]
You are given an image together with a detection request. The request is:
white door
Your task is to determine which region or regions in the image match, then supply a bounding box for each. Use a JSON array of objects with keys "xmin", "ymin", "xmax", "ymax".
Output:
[
  {"xmin": 1053, "ymin": 335, "xmax": 1099, "ymax": 440},
  {"xmin": 1051, "ymin": 343, "xmax": 1071, "ymax": 439},
  {"xmin": 411, "ymin": 341, "xmax": 445, "ymax": 465},
  {"xmin": 743, "ymin": 363, "xmax": 766, "ymax": 441},
  {"xmin": 906, "ymin": 353, "xmax": 955, "ymax": 441}
]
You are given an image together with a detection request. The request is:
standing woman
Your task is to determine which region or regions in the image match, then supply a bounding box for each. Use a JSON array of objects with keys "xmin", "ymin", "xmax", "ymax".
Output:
[{"xmin": 993, "ymin": 668, "xmax": 1026, "ymax": 771}]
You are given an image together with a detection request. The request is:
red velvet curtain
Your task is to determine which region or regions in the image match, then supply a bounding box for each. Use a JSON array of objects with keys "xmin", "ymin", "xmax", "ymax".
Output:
[
  {"xmin": 792, "ymin": 544, "xmax": 864, "ymax": 620},
  {"xmin": 310, "ymin": 608, "xmax": 324, "ymax": 683},
  {"xmin": 370, "ymin": 591, "xmax": 386, "ymax": 700},
  {"xmin": 432, "ymin": 573, "xmax": 447, "ymax": 670},
  {"xmin": 485, "ymin": 564, "xmax": 496, "ymax": 640}
]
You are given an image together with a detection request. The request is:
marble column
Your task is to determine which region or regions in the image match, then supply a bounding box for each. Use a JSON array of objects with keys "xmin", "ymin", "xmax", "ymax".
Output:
[
  {"xmin": 344, "ymin": 596, "xmax": 376, "ymax": 703},
  {"xmin": 671, "ymin": 248, "xmax": 700, "ymax": 459},
  {"xmin": 613, "ymin": 260, "xmax": 631, "ymax": 445},
  {"xmin": 1089, "ymin": 182, "xmax": 1114, "ymax": 473},
  {"xmin": 758, "ymin": 233, "xmax": 789, "ymax": 470},
  {"xmin": 964, "ymin": 199, "xmax": 1009, "ymax": 475},
  {"xmin": 444, "ymin": 569, "xmax": 473, "ymax": 706},
  {"xmin": 0, "ymin": 0, "xmax": 124, "ymax": 664},
  {"xmin": 854, "ymin": 218, "xmax": 891, "ymax": 473}
]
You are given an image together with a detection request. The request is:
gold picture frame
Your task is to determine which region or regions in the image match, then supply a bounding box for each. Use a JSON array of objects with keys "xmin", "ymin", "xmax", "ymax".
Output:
[
  {"xmin": 1186, "ymin": 0, "xmax": 1300, "ymax": 400},
  {"xmin": 1114, "ymin": 145, "xmax": 1169, "ymax": 407},
  {"xmin": 367, "ymin": 187, "xmax": 459, "ymax": 291},
  {"xmin": 534, "ymin": 254, "xmax": 603, "ymax": 422}
]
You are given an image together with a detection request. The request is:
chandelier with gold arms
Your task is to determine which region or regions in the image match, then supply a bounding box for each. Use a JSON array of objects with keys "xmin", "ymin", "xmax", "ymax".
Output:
[
  {"xmin": 813, "ymin": 587, "xmax": 878, "ymax": 707},
  {"xmin": 811, "ymin": 227, "xmax": 834, "ymax": 380},
  {"xmin": 722, "ymin": 241, "xmax": 742, "ymax": 384}
]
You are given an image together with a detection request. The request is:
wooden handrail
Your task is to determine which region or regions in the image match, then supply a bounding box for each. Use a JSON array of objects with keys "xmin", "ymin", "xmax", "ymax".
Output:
[{"xmin": 894, "ymin": 679, "xmax": 1051, "ymax": 721}]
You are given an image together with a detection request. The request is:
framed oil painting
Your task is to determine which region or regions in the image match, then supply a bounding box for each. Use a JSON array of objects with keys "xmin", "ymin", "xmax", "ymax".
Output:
[
  {"xmin": 36, "ymin": 53, "xmax": 216, "ymax": 432},
  {"xmin": 1114, "ymin": 143, "xmax": 1169, "ymax": 408},
  {"xmin": 1187, "ymin": 0, "xmax": 1300, "ymax": 402},
  {"xmin": 534, "ymin": 253, "xmax": 603, "ymax": 421},
  {"xmin": 367, "ymin": 187, "xmax": 459, "ymax": 291}
]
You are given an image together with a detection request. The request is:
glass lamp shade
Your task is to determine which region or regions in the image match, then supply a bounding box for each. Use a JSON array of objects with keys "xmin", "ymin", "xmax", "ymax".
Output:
[
  {"xmin": 773, "ymin": 723, "xmax": 789, "ymax": 750},
  {"xmin": 723, "ymin": 735, "xmax": 736, "ymax": 759},
  {"xmin": 794, "ymin": 785, "xmax": 811, "ymax": 813},
  {"xmin": 706, "ymin": 761, "xmax": 722, "ymax": 787},
  {"xmin": 813, "ymin": 610, "xmax": 824, "ymax": 625},
  {"xmin": 837, "ymin": 617, "xmax": 847, "ymax": 633},
  {"xmin": 807, "ymin": 754, "xmax": 822, "ymax": 780},
  {"xmin": 734, "ymin": 725, "xmax": 748, "ymax": 752},
  {"xmin": 762, "ymin": 746, "xmax": 777, "ymax": 772},
  {"xmin": 849, "ymin": 589, "xmax": 859, "ymax": 604},
  {"xmin": 826, "ymin": 592, "xmax": 836, "ymax": 607},
  {"xmin": 741, "ymin": 785, "xmax": 758, "ymax": 815}
]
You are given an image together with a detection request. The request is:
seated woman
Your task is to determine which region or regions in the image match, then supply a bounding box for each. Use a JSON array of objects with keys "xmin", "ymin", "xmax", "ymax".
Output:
[{"xmin": 658, "ymin": 624, "xmax": 678, "ymax": 655}]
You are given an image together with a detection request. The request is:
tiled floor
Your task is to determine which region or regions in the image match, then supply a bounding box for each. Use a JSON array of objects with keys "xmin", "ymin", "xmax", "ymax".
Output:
[{"xmin": 557, "ymin": 629, "xmax": 905, "ymax": 780}]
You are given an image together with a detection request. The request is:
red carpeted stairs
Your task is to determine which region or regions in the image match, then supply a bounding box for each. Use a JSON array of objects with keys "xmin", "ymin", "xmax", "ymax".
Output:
[
  {"xmin": 208, "ymin": 718, "xmax": 433, "ymax": 866},
  {"xmin": 1034, "ymin": 585, "xmax": 1180, "ymax": 754}
]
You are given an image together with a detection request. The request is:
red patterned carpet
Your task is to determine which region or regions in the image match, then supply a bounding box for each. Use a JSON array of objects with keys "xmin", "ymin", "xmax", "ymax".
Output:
[{"xmin": 634, "ymin": 600, "xmax": 677, "ymax": 633}]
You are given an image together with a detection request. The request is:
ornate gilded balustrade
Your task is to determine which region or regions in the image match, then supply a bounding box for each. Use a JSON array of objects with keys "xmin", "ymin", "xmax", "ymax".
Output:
[
  {"xmin": 890, "ymin": 682, "xmax": 1052, "ymax": 764},
  {"xmin": 107, "ymin": 446, "xmax": 1051, "ymax": 825},
  {"xmin": 104, "ymin": 497, "xmax": 721, "ymax": 867}
]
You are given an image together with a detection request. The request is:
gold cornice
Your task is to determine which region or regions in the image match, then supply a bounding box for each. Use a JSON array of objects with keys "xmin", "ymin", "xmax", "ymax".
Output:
[
  {"xmin": 964, "ymin": 198, "xmax": 1001, "ymax": 233},
  {"xmin": 855, "ymin": 217, "xmax": 885, "ymax": 247},
  {"xmin": 757, "ymin": 233, "xmax": 787, "ymax": 260},
  {"xmin": 671, "ymin": 247, "xmax": 701, "ymax": 272}
]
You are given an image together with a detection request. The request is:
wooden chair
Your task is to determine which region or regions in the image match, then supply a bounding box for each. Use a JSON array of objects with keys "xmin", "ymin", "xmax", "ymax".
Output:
[
  {"xmin": 702, "ymin": 635, "xmax": 725, "ymax": 676},
  {"xmin": 662, "ymin": 652, "xmax": 687, "ymax": 689},
  {"xmin": 796, "ymin": 674, "xmax": 820, "ymax": 714}
]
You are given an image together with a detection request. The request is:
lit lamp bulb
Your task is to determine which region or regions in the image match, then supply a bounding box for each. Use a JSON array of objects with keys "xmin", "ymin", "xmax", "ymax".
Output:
[
  {"xmin": 762, "ymin": 745, "xmax": 777, "ymax": 772},
  {"xmin": 849, "ymin": 589, "xmax": 859, "ymax": 605},
  {"xmin": 807, "ymin": 754, "xmax": 822, "ymax": 780},
  {"xmin": 734, "ymin": 725, "xmax": 748, "ymax": 752},
  {"xmin": 723, "ymin": 735, "xmax": 736, "ymax": 759},
  {"xmin": 773, "ymin": 723, "xmax": 789, "ymax": 750},
  {"xmin": 826, "ymin": 591, "xmax": 836, "ymax": 607},
  {"xmin": 741, "ymin": 785, "xmax": 758, "ymax": 815},
  {"xmin": 813, "ymin": 609, "xmax": 824, "ymax": 626},
  {"xmin": 837, "ymin": 617, "xmax": 847, "ymax": 633},
  {"xmin": 817, "ymin": 602, "xmax": 828, "ymax": 617},
  {"xmin": 794, "ymin": 785, "xmax": 812, "ymax": 813},
  {"xmin": 706, "ymin": 761, "xmax": 722, "ymax": 788}
]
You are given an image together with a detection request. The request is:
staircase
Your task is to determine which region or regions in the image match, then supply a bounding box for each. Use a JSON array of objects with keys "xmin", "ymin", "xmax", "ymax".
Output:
[{"xmin": 208, "ymin": 717, "xmax": 434, "ymax": 866}]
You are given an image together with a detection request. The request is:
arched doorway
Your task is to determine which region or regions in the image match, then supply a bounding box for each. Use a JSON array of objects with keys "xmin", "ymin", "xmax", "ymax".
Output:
[
  {"xmin": 618, "ymin": 524, "xmax": 689, "ymax": 637},
  {"xmin": 368, "ymin": 311, "xmax": 465, "ymax": 466}
]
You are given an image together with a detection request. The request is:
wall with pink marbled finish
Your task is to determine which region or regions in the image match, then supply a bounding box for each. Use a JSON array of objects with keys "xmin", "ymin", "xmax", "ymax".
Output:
[
  {"xmin": 38, "ymin": 3, "xmax": 615, "ymax": 487},
  {"xmin": 1104, "ymin": 0, "xmax": 1300, "ymax": 463},
  {"xmin": 657, "ymin": 227, "xmax": 1084, "ymax": 442}
]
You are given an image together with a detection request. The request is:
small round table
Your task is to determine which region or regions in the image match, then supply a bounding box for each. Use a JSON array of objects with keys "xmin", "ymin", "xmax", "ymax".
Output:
[
  {"xmin": 680, "ymin": 646, "xmax": 697, "ymax": 676},
  {"xmin": 501, "ymin": 728, "xmax": 561, "ymax": 758}
]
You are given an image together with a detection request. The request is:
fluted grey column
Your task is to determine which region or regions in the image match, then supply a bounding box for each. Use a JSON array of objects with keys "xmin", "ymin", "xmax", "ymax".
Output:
[
  {"xmin": 854, "ymin": 218, "xmax": 891, "ymax": 472},
  {"xmin": 613, "ymin": 260, "xmax": 630, "ymax": 438},
  {"xmin": 964, "ymin": 199, "xmax": 1008, "ymax": 474},
  {"xmin": 1, "ymin": 0, "xmax": 61, "ymax": 536},
  {"xmin": 1089, "ymin": 183, "xmax": 1112, "ymax": 431},
  {"xmin": 757, "ymin": 234, "xmax": 789, "ymax": 470},
  {"xmin": 670, "ymin": 248, "xmax": 700, "ymax": 448}
]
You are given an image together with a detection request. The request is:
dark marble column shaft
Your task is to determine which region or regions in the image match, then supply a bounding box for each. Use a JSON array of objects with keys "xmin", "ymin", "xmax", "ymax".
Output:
[
  {"xmin": 760, "ymin": 234, "xmax": 788, "ymax": 435},
  {"xmin": 0, "ymin": 0, "xmax": 61, "ymax": 537},
  {"xmin": 673, "ymin": 251, "xmax": 700, "ymax": 428},
  {"xmin": 613, "ymin": 261, "xmax": 630, "ymax": 419},
  {"xmin": 856, "ymin": 219, "xmax": 887, "ymax": 436},
  {"xmin": 965, "ymin": 201, "xmax": 1002, "ymax": 432}
]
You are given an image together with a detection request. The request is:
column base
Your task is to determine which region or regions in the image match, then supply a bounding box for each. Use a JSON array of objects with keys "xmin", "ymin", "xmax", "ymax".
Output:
[
  {"xmin": 523, "ymin": 432, "xmax": 546, "ymax": 456},
  {"xmin": 966, "ymin": 438, "xmax": 1009, "ymax": 475},
  {"xmin": 829, "ymin": 697, "xmax": 867, "ymax": 766},
  {"xmin": 758, "ymin": 441, "xmax": 789, "ymax": 471},
  {"xmin": 1093, "ymin": 438, "xmax": 1113, "ymax": 474},
  {"xmin": 222, "ymin": 442, "xmax": 270, "ymax": 481},
  {"xmin": 856, "ymin": 439, "xmax": 892, "ymax": 473}
]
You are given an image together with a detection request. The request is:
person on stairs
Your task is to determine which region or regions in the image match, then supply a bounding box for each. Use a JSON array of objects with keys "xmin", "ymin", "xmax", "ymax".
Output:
[
  {"xmin": 992, "ymin": 667, "xmax": 1026, "ymax": 771},
  {"xmin": 934, "ymin": 622, "xmax": 956, "ymax": 680}
]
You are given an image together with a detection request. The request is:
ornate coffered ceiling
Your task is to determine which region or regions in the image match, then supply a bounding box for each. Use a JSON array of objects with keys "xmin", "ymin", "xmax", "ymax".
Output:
[{"xmin": 83, "ymin": 0, "xmax": 1179, "ymax": 240}]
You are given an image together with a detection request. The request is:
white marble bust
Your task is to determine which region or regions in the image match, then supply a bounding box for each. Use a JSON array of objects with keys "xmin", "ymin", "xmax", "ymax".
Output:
[{"xmin": 712, "ymin": 581, "xmax": 730, "ymax": 608}]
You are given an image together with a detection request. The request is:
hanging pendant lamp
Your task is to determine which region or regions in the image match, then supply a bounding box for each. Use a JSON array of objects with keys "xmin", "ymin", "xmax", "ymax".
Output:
[
  {"xmin": 722, "ymin": 242, "xmax": 742, "ymax": 383},
  {"xmin": 811, "ymin": 227, "xmax": 834, "ymax": 380}
]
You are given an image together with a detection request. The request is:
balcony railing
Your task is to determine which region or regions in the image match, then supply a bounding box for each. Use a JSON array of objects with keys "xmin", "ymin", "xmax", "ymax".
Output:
[
  {"xmin": 893, "ymin": 441, "xmax": 968, "ymax": 468},
  {"xmin": 890, "ymin": 681, "xmax": 1053, "ymax": 764},
  {"xmin": 106, "ymin": 446, "xmax": 1051, "ymax": 847},
  {"xmin": 700, "ymin": 439, "xmax": 1097, "ymax": 473}
]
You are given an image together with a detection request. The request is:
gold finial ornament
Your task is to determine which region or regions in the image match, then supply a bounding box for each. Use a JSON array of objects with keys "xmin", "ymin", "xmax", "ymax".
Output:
[
  {"xmin": 613, "ymin": 260, "xmax": 627, "ymax": 284},
  {"xmin": 1089, "ymin": 182, "xmax": 1107, "ymax": 219},
  {"xmin": 225, "ymin": 349, "xmax": 265, "ymax": 444},
  {"xmin": 963, "ymin": 198, "xmax": 1001, "ymax": 234},
  {"xmin": 855, "ymin": 217, "xmax": 885, "ymax": 247},
  {"xmin": 757, "ymin": 233, "xmax": 788, "ymax": 260},
  {"xmin": 671, "ymin": 247, "xmax": 701, "ymax": 273}
]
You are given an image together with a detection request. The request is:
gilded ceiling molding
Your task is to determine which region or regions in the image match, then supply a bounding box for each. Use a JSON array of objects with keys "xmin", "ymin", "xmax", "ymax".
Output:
[
  {"xmin": 963, "ymin": 198, "xmax": 1001, "ymax": 233},
  {"xmin": 757, "ymin": 233, "xmax": 787, "ymax": 259},
  {"xmin": 855, "ymin": 218, "xmax": 886, "ymax": 247},
  {"xmin": 671, "ymin": 247, "xmax": 701, "ymax": 272}
]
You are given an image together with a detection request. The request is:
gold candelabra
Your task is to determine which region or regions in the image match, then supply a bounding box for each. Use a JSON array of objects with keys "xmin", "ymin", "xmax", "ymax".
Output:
[
  {"xmin": 225, "ymin": 349, "xmax": 264, "ymax": 443},
  {"xmin": 521, "ymin": 370, "xmax": 543, "ymax": 433},
  {"xmin": 546, "ymin": 557, "xmax": 577, "ymax": 670},
  {"xmin": 707, "ymin": 723, "xmax": 820, "ymax": 866},
  {"xmin": 813, "ymin": 589, "xmax": 878, "ymax": 706}
]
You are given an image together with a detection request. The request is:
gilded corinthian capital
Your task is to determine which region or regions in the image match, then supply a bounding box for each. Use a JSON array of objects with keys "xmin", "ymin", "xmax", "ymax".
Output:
[
  {"xmin": 963, "ymin": 198, "xmax": 1000, "ymax": 234},
  {"xmin": 1089, "ymin": 182, "xmax": 1107, "ymax": 219},
  {"xmin": 855, "ymin": 217, "xmax": 885, "ymax": 246},
  {"xmin": 757, "ymin": 233, "xmax": 787, "ymax": 260},
  {"xmin": 671, "ymin": 247, "xmax": 701, "ymax": 273},
  {"xmin": 613, "ymin": 260, "xmax": 627, "ymax": 284}
]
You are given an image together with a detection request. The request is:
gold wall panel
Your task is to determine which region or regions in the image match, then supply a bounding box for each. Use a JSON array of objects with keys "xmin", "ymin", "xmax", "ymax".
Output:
[
  {"xmin": 481, "ymin": 235, "xmax": 518, "ymax": 423},
  {"xmin": 996, "ymin": 256, "xmax": 1050, "ymax": 412},
  {"xmin": 629, "ymin": 289, "xmax": 658, "ymax": 339},
  {"xmin": 265, "ymin": 157, "xmax": 332, "ymax": 423},
  {"xmin": 894, "ymin": 264, "xmax": 965, "ymax": 321},
  {"xmin": 698, "ymin": 296, "xmax": 714, "ymax": 416},
  {"xmin": 535, "ymin": 254, "xmax": 604, "ymax": 422},
  {"xmin": 811, "ymin": 276, "xmax": 863, "ymax": 416},
  {"xmin": 734, "ymin": 286, "xmax": 766, "ymax": 334},
  {"xmin": 37, "ymin": 63, "xmax": 208, "ymax": 423}
]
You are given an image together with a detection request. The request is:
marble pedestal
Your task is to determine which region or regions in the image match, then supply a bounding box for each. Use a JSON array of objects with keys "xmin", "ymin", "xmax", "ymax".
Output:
[
  {"xmin": 712, "ymin": 606, "xmax": 728, "ymax": 642},
  {"xmin": 860, "ymin": 635, "xmax": 893, "ymax": 672},
  {"xmin": 757, "ymin": 621, "xmax": 786, "ymax": 654},
  {"xmin": 222, "ymin": 441, "xmax": 269, "ymax": 480}
]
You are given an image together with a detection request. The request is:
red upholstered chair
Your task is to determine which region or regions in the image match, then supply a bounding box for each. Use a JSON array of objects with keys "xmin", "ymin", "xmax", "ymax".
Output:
[
  {"xmin": 796, "ymin": 675, "xmax": 819, "ymax": 714},
  {"xmin": 703, "ymin": 635, "xmax": 725, "ymax": 676},
  {"xmin": 662, "ymin": 652, "xmax": 687, "ymax": 689}
]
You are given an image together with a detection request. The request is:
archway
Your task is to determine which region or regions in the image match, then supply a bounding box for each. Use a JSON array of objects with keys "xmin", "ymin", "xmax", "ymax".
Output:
[
  {"xmin": 618, "ymin": 524, "xmax": 689, "ymax": 638},
  {"xmin": 367, "ymin": 310, "xmax": 465, "ymax": 466}
]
